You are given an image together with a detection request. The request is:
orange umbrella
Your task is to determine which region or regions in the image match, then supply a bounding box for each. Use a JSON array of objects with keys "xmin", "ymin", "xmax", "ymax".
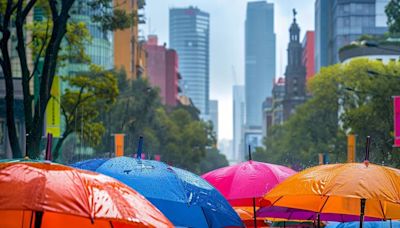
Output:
[
  {"xmin": 0, "ymin": 160, "xmax": 173, "ymax": 228},
  {"xmin": 262, "ymin": 162, "xmax": 400, "ymax": 226}
]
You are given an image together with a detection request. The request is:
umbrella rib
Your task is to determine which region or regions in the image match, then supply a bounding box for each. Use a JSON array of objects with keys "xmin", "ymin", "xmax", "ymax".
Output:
[
  {"xmin": 319, "ymin": 196, "xmax": 330, "ymax": 214},
  {"xmin": 379, "ymin": 200, "xmax": 386, "ymax": 220},
  {"xmin": 270, "ymin": 195, "xmax": 283, "ymax": 207}
]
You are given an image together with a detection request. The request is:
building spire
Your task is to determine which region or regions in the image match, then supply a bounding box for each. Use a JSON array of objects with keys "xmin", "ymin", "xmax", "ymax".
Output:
[{"xmin": 293, "ymin": 8, "xmax": 297, "ymax": 22}]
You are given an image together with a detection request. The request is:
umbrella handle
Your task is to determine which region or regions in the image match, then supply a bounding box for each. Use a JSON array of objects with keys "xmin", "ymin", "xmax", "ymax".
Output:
[{"xmin": 360, "ymin": 198, "xmax": 366, "ymax": 228}]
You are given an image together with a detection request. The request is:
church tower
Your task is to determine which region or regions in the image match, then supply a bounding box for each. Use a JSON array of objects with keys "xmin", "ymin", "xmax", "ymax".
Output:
[{"xmin": 283, "ymin": 9, "xmax": 307, "ymax": 121}]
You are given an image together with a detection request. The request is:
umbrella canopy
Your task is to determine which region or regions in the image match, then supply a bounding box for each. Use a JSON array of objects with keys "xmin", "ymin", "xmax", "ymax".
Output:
[
  {"xmin": 202, "ymin": 160, "xmax": 296, "ymax": 207},
  {"xmin": 0, "ymin": 160, "xmax": 173, "ymax": 228},
  {"xmin": 325, "ymin": 221, "xmax": 400, "ymax": 228},
  {"xmin": 262, "ymin": 163, "xmax": 400, "ymax": 220},
  {"xmin": 257, "ymin": 206, "xmax": 381, "ymax": 222},
  {"xmin": 72, "ymin": 157, "xmax": 243, "ymax": 228}
]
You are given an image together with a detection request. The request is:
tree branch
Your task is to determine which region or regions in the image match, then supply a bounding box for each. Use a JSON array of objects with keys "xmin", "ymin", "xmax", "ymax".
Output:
[
  {"xmin": 49, "ymin": 0, "xmax": 59, "ymax": 20},
  {"xmin": 21, "ymin": 0, "xmax": 37, "ymax": 18},
  {"xmin": 29, "ymin": 20, "xmax": 50, "ymax": 80}
]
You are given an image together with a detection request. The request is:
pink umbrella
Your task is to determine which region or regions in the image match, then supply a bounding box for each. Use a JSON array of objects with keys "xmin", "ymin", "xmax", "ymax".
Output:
[{"xmin": 202, "ymin": 159, "xmax": 296, "ymax": 227}]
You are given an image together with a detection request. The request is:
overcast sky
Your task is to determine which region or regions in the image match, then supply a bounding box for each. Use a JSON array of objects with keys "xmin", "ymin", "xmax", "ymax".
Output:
[{"xmin": 142, "ymin": 0, "xmax": 315, "ymax": 140}]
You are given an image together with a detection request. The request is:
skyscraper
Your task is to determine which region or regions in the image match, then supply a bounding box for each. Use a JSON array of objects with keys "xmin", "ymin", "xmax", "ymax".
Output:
[
  {"xmin": 315, "ymin": 0, "xmax": 389, "ymax": 72},
  {"xmin": 209, "ymin": 100, "xmax": 219, "ymax": 140},
  {"xmin": 232, "ymin": 85, "xmax": 245, "ymax": 163},
  {"xmin": 245, "ymin": 1, "xmax": 276, "ymax": 128},
  {"xmin": 169, "ymin": 7, "xmax": 210, "ymax": 116}
]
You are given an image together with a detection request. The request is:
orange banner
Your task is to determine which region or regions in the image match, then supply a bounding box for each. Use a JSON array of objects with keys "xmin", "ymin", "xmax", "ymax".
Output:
[
  {"xmin": 114, "ymin": 134, "xmax": 124, "ymax": 157},
  {"xmin": 347, "ymin": 134, "xmax": 356, "ymax": 163}
]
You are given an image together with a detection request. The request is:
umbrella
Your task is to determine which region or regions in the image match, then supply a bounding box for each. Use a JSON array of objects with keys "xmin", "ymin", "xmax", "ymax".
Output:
[
  {"xmin": 202, "ymin": 156, "xmax": 296, "ymax": 227},
  {"xmin": 72, "ymin": 156, "xmax": 244, "ymax": 228},
  {"xmin": 325, "ymin": 221, "xmax": 400, "ymax": 228},
  {"xmin": 257, "ymin": 206, "xmax": 381, "ymax": 222},
  {"xmin": 261, "ymin": 162, "xmax": 400, "ymax": 227},
  {"xmin": 0, "ymin": 160, "xmax": 173, "ymax": 228}
]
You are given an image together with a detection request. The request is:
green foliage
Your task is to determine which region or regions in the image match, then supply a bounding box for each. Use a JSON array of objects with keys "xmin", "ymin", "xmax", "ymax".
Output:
[
  {"xmin": 97, "ymin": 73, "xmax": 215, "ymax": 173},
  {"xmin": 199, "ymin": 148, "xmax": 229, "ymax": 174},
  {"xmin": 87, "ymin": 0, "xmax": 134, "ymax": 31},
  {"xmin": 53, "ymin": 65, "xmax": 119, "ymax": 161},
  {"xmin": 386, "ymin": 0, "xmax": 400, "ymax": 34},
  {"xmin": 254, "ymin": 59, "xmax": 400, "ymax": 169}
]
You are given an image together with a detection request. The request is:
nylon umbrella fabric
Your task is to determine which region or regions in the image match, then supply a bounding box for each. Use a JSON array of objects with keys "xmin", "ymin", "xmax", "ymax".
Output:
[
  {"xmin": 325, "ymin": 221, "xmax": 400, "ymax": 228},
  {"xmin": 257, "ymin": 206, "xmax": 381, "ymax": 222},
  {"xmin": 201, "ymin": 160, "xmax": 296, "ymax": 206},
  {"xmin": 72, "ymin": 156, "xmax": 244, "ymax": 228},
  {"xmin": 0, "ymin": 160, "xmax": 173, "ymax": 228},
  {"xmin": 262, "ymin": 163, "xmax": 400, "ymax": 220}
]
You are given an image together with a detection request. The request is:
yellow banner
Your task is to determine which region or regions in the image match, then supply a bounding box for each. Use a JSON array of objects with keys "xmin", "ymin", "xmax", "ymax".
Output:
[
  {"xmin": 46, "ymin": 76, "xmax": 61, "ymax": 137},
  {"xmin": 347, "ymin": 134, "xmax": 356, "ymax": 163},
  {"xmin": 114, "ymin": 134, "xmax": 124, "ymax": 157}
]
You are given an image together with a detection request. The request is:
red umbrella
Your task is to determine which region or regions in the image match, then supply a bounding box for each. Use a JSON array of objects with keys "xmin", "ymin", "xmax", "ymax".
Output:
[{"xmin": 0, "ymin": 160, "xmax": 173, "ymax": 227}]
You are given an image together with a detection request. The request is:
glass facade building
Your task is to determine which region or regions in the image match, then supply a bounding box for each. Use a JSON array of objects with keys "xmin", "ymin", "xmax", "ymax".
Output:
[
  {"xmin": 315, "ymin": 0, "xmax": 389, "ymax": 72},
  {"xmin": 245, "ymin": 1, "xmax": 275, "ymax": 128},
  {"xmin": 62, "ymin": 0, "xmax": 113, "ymax": 76},
  {"xmin": 169, "ymin": 7, "xmax": 210, "ymax": 116}
]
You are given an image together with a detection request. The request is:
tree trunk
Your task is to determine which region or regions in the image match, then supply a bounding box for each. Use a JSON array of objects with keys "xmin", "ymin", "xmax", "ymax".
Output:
[{"xmin": 1, "ymin": 28, "xmax": 23, "ymax": 158}]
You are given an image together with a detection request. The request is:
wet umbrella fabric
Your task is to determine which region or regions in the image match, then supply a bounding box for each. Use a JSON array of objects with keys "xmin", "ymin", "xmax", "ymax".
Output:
[
  {"xmin": 0, "ymin": 160, "xmax": 173, "ymax": 228},
  {"xmin": 325, "ymin": 221, "xmax": 400, "ymax": 228},
  {"xmin": 257, "ymin": 206, "xmax": 381, "ymax": 222},
  {"xmin": 72, "ymin": 156, "xmax": 244, "ymax": 228},
  {"xmin": 262, "ymin": 163, "xmax": 400, "ymax": 221}
]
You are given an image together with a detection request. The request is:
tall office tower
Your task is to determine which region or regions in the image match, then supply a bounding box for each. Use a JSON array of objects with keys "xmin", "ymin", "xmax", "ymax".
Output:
[
  {"xmin": 209, "ymin": 100, "xmax": 219, "ymax": 140},
  {"xmin": 245, "ymin": 1, "xmax": 276, "ymax": 128},
  {"xmin": 232, "ymin": 85, "xmax": 245, "ymax": 163},
  {"xmin": 169, "ymin": 7, "xmax": 210, "ymax": 116},
  {"xmin": 315, "ymin": 0, "xmax": 389, "ymax": 72},
  {"xmin": 283, "ymin": 11, "xmax": 307, "ymax": 121}
]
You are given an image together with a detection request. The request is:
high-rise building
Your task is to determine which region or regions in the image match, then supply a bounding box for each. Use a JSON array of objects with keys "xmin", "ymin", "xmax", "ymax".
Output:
[
  {"xmin": 302, "ymin": 31, "xmax": 315, "ymax": 82},
  {"xmin": 271, "ymin": 78, "xmax": 285, "ymax": 126},
  {"xmin": 145, "ymin": 35, "xmax": 179, "ymax": 106},
  {"xmin": 283, "ymin": 11, "xmax": 307, "ymax": 121},
  {"xmin": 114, "ymin": 0, "xmax": 146, "ymax": 79},
  {"xmin": 315, "ymin": 0, "xmax": 389, "ymax": 72},
  {"xmin": 245, "ymin": 1, "xmax": 276, "ymax": 128},
  {"xmin": 262, "ymin": 97, "xmax": 273, "ymax": 138},
  {"xmin": 232, "ymin": 85, "xmax": 245, "ymax": 163},
  {"xmin": 169, "ymin": 7, "xmax": 210, "ymax": 116},
  {"xmin": 209, "ymin": 100, "xmax": 218, "ymax": 140}
]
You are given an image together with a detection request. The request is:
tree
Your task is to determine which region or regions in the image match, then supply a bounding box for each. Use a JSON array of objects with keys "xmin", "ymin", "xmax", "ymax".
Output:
[
  {"xmin": 52, "ymin": 65, "xmax": 118, "ymax": 161},
  {"xmin": 255, "ymin": 59, "xmax": 400, "ymax": 168},
  {"xmin": 199, "ymin": 148, "xmax": 229, "ymax": 174},
  {"xmin": 386, "ymin": 0, "xmax": 400, "ymax": 34},
  {"xmin": 0, "ymin": 0, "xmax": 132, "ymax": 158}
]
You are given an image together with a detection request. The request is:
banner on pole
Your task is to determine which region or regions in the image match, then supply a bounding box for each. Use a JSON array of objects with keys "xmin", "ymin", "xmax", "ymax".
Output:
[
  {"xmin": 318, "ymin": 153, "xmax": 323, "ymax": 165},
  {"xmin": 394, "ymin": 96, "xmax": 400, "ymax": 147},
  {"xmin": 46, "ymin": 76, "xmax": 61, "ymax": 137},
  {"xmin": 114, "ymin": 134, "xmax": 124, "ymax": 157},
  {"xmin": 347, "ymin": 134, "xmax": 356, "ymax": 163}
]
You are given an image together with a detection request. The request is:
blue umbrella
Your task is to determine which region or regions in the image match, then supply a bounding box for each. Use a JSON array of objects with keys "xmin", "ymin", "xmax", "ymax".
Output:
[{"xmin": 72, "ymin": 156, "xmax": 243, "ymax": 228}]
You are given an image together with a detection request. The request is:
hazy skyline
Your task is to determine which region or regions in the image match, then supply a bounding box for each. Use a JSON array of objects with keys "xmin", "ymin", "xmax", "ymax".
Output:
[{"xmin": 143, "ymin": 0, "xmax": 314, "ymax": 140}]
